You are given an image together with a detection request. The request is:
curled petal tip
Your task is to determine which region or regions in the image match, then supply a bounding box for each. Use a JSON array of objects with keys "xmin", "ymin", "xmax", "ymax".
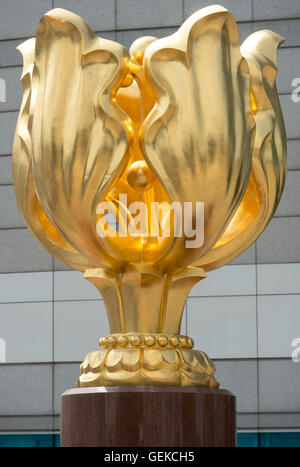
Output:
[
  {"xmin": 37, "ymin": 8, "xmax": 100, "ymax": 58},
  {"xmin": 17, "ymin": 38, "xmax": 35, "ymax": 80},
  {"xmin": 39, "ymin": 8, "xmax": 93, "ymax": 33},
  {"xmin": 242, "ymin": 30, "xmax": 285, "ymax": 68},
  {"xmin": 39, "ymin": 8, "xmax": 129, "ymax": 60},
  {"xmin": 266, "ymin": 29, "xmax": 285, "ymax": 47},
  {"xmin": 16, "ymin": 37, "xmax": 35, "ymax": 55},
  {"xmin": 187, "ymin": 4, "xmax": 229, "ymax": 20},
  {"xmin": 43, "ymin": 7, "xmax": 86, "ymax": 22},
  {"xmin": 41, "ymin": 8, "xmax": 78, "ymax": 27}
]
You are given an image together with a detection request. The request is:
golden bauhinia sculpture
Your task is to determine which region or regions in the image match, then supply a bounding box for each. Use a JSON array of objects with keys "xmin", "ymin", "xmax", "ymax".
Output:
[{"xmin": 13, "ymin": 5, "xmax": 286, "ymax": 387}]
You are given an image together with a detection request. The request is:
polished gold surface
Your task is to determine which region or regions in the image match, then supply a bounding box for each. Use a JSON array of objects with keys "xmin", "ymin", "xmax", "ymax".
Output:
[
  {"xmin": 13, "ymin": 5, "xmax": 286, "ymax": 387},
  {"xmin": 78, "ymin": 347, "xmax": 218, "ymax": 387}
]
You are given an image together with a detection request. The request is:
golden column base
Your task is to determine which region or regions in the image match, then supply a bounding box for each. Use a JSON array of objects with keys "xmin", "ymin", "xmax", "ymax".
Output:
[
  {"xmin": 77, "ymin": 333, "xmax": 219, "ymax": 388},
  {"xmin": 75, "ymin": 265, "xmax": 219, "ymax": 388}
]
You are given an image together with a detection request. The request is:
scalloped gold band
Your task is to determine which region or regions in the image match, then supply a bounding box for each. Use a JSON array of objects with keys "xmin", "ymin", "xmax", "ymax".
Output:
[
  {"xmin": 99, "ymin": 333, "xmax": 194, "ymax": 350},
  {"xmin": 77, "ymin": 347, "xmax": 219, "ymax": 388}
]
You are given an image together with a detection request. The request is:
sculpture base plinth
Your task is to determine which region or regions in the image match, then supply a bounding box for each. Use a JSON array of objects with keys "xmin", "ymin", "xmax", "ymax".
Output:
[{"xmin": 60, "ymin": 386, "xmax": 236, "ymax": 447}]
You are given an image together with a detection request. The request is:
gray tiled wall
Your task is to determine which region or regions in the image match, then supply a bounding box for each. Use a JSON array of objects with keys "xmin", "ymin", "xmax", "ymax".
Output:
[{"xmin": 0, "ymin": 0, "xmax": 299, "ymax": 435}]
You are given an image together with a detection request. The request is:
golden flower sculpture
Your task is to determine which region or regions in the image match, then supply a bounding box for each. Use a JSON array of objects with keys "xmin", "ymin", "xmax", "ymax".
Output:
[{"xmin": 13, "ymin": 5, "xmax": 286, "ymax": 387}]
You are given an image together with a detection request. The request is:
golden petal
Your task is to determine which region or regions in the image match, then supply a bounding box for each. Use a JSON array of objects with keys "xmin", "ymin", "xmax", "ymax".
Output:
[
  {"xmin": 13, "ymin": 38, "xmax": 94, "ymax": 271},
  {"xmin": 86, "ymin": 350, "xmax": 106, "ymax": 370},
  {"xmin": 25, "ymin": 9, "xmax": 133, "ymax": 270},
  {"xmin": 120, "ymin": 348, "xmax": 141, "ymax": 370},
  {"xmin": 179, "ymin": 349, "xmax": 196, "ymax": 367},
  {"xmin": 104, "ymin": 370, "xmax": 140, "ymax": 384},
  {"xmin": 76, "ymin": 372, "xmax": 104, "ymax": 386},
  {"xmin": 143, "ymin": 349, "xmax": 163, "ymax": 368},
  {"xmin": 181, "ymin": 371, "xmax": 218, "ymax": 388},
  {"xmin": 142, "ymin": 5, "xmax": 254, "ymax": 270},
  {"xmin": 143, "ymin": 349, "xmax": 179, "ymax": 370},
  {"xmin": 196, "ymin": 30, "xmax": 286, "ymax": 271},
  {"xmin": 142, "ymin": 369, "xmax": 181, "ymax": 383},
  {"xmin": 161, "ymin": 349, "xmax": 179, "ymax": 366},
  {"xmin": 105, "ymin": 349, "xmax": 123, "ymax": 369}
]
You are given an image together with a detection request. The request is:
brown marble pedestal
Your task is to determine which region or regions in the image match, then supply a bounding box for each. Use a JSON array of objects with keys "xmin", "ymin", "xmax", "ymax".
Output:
[{"xmin": 60, "ymin": 386, "xmax": 236, "ymax": 447}]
